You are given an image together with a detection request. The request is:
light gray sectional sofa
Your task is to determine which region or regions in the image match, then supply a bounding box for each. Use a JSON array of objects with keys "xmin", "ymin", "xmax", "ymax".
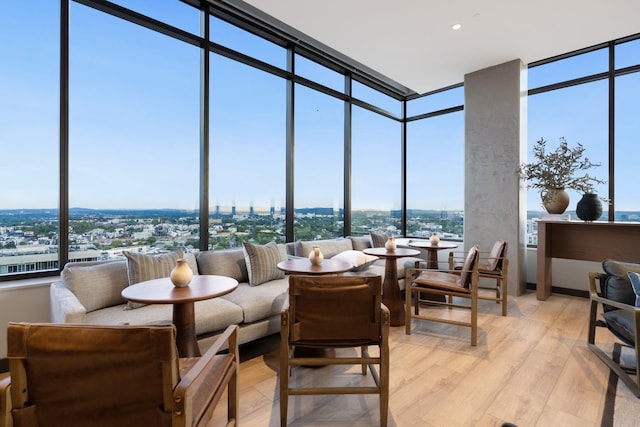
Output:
[{"xmin": 50, "ymin": 235, "xmax": 426, "ymax": 351}]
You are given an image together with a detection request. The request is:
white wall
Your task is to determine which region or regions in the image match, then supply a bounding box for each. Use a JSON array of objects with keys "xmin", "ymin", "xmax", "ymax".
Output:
[{"xmin": 0, "ymin": 279, "xmax": 53, "ymax": 359}]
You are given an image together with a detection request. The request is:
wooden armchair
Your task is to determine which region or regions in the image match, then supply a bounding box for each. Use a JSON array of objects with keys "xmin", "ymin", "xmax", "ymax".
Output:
[
  {"xmin": 588, "ymin": 259, "xmax": 640, "ymax": 397},
  {"xmin": 448, "ymin": 239, "xmax": 508, "ymax": 315},
  {"xmin": 280, "ymin": 275, "xmax": 389, "ymax": 426},
  {"xmin": 0, "ymin": 323, "xmax": 239, "ymax": 426},
  {"xmin": 406, "ymin": 245, "xmax": 480, "ymax": 345}
]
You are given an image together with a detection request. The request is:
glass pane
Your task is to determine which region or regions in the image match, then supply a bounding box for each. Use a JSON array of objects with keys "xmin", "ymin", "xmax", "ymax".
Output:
[
  {"xmin": 211, "ymin": 15, "xmax": 286, "ymax": 69},
  {"xmin": 527, "ymin": 80, "xmax": 609, "ymax": 243},
  {"xmin": 615, "ymin": 72, "xmax": 640, "ymax": 219},
  {"xmin": 406, "ymin": 111, "xmax": 464, "ymax": 240},
  {"xmin": 210, "ymin": 54, "xmax": 287, "ymax": 249},
  {"xmin": 294, "ymin": 85, "xmax": 344, "ymax": 240},
  {"xmin": 616, "ymin": 37, "xmax": 640, "ymax": 69},
  {"xmin": 109, "ymin": 0, "xmax": 199, "ymax": 34},
  {"xmin": 352, "ymin": 80, "xmax": 401, "ymax": 117},
  {"xmin": 295, "ymin": 54, "xmax": 344, "ymax": 93},
  {"xmin": 529, "ymin": 48, "xmax": 608, "ymax": 89},
  {"xmin": 69, "ymin": 4, "xmax": 200, "ymax": 260},
  {"xmin": 407, "ymin": 86, "xmax": 464, "ymax": 117},
  {"xmin": 0, "ymin": 0, "xmax": 59, "ymax": 276},
  {"xmin": 351, "ymin": 106, "xmax": 401, "ymax": 236}
]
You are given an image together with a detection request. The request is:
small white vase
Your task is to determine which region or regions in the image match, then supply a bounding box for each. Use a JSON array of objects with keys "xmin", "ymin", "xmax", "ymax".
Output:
[
  {"xmin": 308, "ymin": 246, "xmax": 324, "ymax": 266},
  {"xmin": 430, "ymin": 232, "xmax": 440, "ymax": 246},
  {"xmin": 385, "ymin": 236, "xmax": 396, "ymax": 252},
  {"xmin": 170, "ymin": 258, "xmax": 193, "ymax": 288}
]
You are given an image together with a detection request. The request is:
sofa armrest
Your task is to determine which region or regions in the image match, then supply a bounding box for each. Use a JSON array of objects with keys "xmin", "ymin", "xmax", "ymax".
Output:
[{"xmin": 50, "ymin": 282, "xmax": 87, "ymax": 323}]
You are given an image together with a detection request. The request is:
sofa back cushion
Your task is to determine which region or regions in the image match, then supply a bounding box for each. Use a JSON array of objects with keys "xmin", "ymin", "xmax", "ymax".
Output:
[
  {"xmin": 243, "ymin": 241, "xmax": 287, "ymax": 286},
  {"xmin": 123, "ymin": 248, "xmax": 184, "ymax": 285},
  {"xmin": 348, "ymin": 235, "xmax": 372, "ymax": 251},
  {"xmin": 296, "ymin": 239, "xmax": 353, "ymax": 259},
  {"xmin": 62, "ymin": 260, "xmax": 129, "ymax": 312},
  {"xmin": 197, "ymin": 248, "xmax": 249, "ymax": 284}
]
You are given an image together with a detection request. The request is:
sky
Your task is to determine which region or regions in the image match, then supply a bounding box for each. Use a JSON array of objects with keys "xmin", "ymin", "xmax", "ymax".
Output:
[{"xmin": 1, "ymin": 0, "xmax": 638, "ymax": 214}]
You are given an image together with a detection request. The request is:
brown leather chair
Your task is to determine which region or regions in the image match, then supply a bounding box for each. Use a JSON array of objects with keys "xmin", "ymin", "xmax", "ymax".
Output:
[
  {"xmin": 0, "ymin": 323, "xmax": 239, "ymax": 427},
  {"xmin": 280, "ymin": 275, "xmax": 389, "ymax": 426},
  {"xmin": 406, "ymin": 245, "xmax": 480, "ymax": 345},
  {"xmin": 449, "ymin": 240, "xmax": 509, "ymax": 316}
]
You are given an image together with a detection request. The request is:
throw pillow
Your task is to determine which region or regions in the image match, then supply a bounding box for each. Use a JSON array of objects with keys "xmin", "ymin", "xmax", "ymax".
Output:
[
  {"xmin": 242, "ymin": 241, "xmax": 287, "ymax": 286},
  {"xmin": 123, "ymin": 248, "xmax": 184, "ymax": 309},
  {"xmin": 627, "ymin": 271, "xmax": 640, "ymax": 306},
  {"xmin": 297, "ymin": 239, "xmax": 353, "ymax": 259},
  {"xmin": 370, "ymin": 231, "xmax": 388, "ymax": 248},
  {"xmin": 332, "ymin": 250, "xmax": 378, "ymax": 272}
]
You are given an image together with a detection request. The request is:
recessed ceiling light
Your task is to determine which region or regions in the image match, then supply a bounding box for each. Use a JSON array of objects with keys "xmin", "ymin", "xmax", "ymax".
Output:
[{"xmin": 452, "ymin": 23, "xmax": 462, "ymax": 30}]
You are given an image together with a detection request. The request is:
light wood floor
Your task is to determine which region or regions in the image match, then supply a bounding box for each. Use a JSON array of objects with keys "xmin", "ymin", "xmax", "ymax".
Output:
[{"xmin": 212, "ymin": 290, "xmax": 627, "ymax": 427}]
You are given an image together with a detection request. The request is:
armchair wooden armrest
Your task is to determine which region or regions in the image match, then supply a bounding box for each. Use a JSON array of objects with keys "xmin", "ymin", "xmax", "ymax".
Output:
[{"xmin": 173, "ymin": 324, "xmax": 239, "ymax": 427}]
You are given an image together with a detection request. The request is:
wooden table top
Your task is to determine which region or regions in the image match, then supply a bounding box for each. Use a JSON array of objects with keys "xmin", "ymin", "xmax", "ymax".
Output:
[
  {"xmin": 407, "ymin": 241, "xmax": 458, "ymax": 250},
  {"xmin": 121, "ymin": 275, "xmax": 238, "ymax": 304},
  {"xmin": 362, "ymin": 247, "xmax": 421, "ymax": 258},
  {"xmin": 277, "ymin": 258, "xmax": 352, "ymax": 275}
]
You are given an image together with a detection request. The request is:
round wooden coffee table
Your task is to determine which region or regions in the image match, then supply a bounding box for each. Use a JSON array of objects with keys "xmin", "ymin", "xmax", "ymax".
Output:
[
  {"xmin": 362, "ymin": 247, "xmax": 421, "ymax": 326},
  {"xmin": 121, "ymin": 275, "xmax": 238, "ymax": 357}
]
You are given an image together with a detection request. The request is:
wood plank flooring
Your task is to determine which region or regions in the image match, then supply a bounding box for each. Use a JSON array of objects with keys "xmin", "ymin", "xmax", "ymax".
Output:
[{"xmin": 211, "ymin": 291, "xmax": 626, "ymax": 426}]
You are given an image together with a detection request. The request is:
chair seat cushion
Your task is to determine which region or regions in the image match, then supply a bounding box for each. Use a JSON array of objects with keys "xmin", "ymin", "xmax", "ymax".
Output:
[
  {"xmin": 603, "ymin": 308, "xmax": 636, "ymax": 346},
  {"xmin": 414, "ymin": 271, "xmax": 468, "ymax": 293}
]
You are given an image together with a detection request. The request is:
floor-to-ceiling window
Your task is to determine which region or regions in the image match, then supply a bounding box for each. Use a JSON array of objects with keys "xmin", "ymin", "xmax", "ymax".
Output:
[
  {"xmin": 68, "ymin": 2, "xmax": 201, "ymax": 259},
  {"xmin": 527, "ymin": 36, "xmax": 640, "ymax": 244},
  {"xmin": 406, "ymin": 86, "xmax": 465, "ymax": 239},
  {"xmin": 351, "ymin": 105, "xmax": 402, "ymax": 236},
  {"xmin": 209, "ymin": 53, "xmax": 286, "ymax": 248},
  {"xmin": 0, "ymin": 1, "xmax": 59, "ymax": 274},
  {"xmin": 293, "ymin": 83, "xmax": 345, "ymax": 240}
]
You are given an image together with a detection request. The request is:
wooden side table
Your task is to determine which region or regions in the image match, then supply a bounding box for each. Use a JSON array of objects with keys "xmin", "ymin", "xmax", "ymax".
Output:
[
  {"xmin": 362, "ymin": 247, "xmax": 421, "ymax": 326},
  {"xmin": 121, "ymin": 275, "xmax": 238, "ymax": 357}
]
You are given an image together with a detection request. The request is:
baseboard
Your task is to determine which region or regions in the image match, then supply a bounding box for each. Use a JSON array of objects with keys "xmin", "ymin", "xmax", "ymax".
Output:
[{"xmin": 526, "ymin": 282, "xmax": 589, "ymax": 299}]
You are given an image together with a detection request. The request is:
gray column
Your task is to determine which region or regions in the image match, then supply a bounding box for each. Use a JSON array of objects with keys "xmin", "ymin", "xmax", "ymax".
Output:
[{"xmin": 464, "ymin": 59, "xmax": 527, "ymax": 295}]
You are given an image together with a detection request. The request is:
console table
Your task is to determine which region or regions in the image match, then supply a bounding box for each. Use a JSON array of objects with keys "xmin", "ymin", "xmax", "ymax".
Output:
[{"xmin": 536, "ymin": 220, "xmax": 640, "ymax": 300}]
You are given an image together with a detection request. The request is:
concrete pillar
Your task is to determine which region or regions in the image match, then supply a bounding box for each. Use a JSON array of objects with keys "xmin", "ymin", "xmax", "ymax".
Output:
[{"xmin": 464, "ymin": 59, "xmax": 528, "ymax": 295}]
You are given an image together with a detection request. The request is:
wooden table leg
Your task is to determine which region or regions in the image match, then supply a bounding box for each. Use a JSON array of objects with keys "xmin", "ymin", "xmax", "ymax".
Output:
[
  {"xmin": 382, "ymin": 257, "xmax": 405, "ymax": 326},
  {"xmin": 173, "ymin": 302, "xmax": 200, "ymax": 357}
]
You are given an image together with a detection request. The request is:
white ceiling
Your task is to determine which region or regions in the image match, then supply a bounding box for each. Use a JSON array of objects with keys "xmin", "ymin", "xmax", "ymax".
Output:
[{"xmin": 239, "ymin": 0, "xmax": 640, "ymax": 95}]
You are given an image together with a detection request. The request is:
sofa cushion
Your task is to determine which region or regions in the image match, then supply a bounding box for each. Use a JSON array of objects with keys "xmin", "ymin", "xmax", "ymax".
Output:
[
  {"xmin": 601, "ymin": 259, "xmax": 640, "ymax": 308},
  {"xmin": 123, "ymin": 248, "xmax": 184, "ymax": 309},
  {"xmin": 296, "ymin": 239, "xmax": 353, "ymax": 259},
  {"xmin": 348, "ymin": 235, "xmax": 372, "ymax": 251},
  {"xmin": 183, "ymin": 252, "xmax": 200, "ymax": 275},
  {"xmin": 85, "ymin": 298, "xmax": 244, "ymax": 336},
  {"xmin": 332, "ymin": 250, "xmax": 378, "ymax": 272},
  {"xmin": 221, "ymin": 278, "xmax": 289, "ymax": 323},
  {"xmin": 61, "ymin": 261, "xmax": 128, "ymax": 313},
  {"xmin": 124, "ymin": 248, "xmax": 184, "ymax": 285},
  {"xmin": 370, "ymin": 232, "xmax": 389, "ymax": 248},
  {"xmin": 242, "ymin": 241, "xmax": 287, "ymax": 286},
  {"xmin": 197, "ymin": 249, "xmax": 248, "ymax": 283},
  {"xmin": 627, "ymin": 272, "xmax": 640, "ymax": 306}
]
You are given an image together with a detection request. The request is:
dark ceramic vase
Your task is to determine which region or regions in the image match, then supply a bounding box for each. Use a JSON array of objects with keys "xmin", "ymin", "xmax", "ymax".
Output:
[{"xmin": 576, "ymin": 193, "xmax": 603, "ymax": 221}]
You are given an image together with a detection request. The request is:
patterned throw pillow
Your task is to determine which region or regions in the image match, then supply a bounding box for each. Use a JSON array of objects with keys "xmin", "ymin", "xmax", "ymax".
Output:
[
  {"xmin": 627, "ymin": 271, "xmax": 640, "ymax": 306},
  {"xmin": 242, "ymin": 241, "xmax": 287, "ymax": 286},
  {"xmin": 123, "ymin": 248, "xmax": 184, "ymax": 309}
]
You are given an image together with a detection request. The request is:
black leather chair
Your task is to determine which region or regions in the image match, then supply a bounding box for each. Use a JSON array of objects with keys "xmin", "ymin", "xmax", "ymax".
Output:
[{"xmin": 588, "ymin": 259, "xmax": 640, "ymax": 397}]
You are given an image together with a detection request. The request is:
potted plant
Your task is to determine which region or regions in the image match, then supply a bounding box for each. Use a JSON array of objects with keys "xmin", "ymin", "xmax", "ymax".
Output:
[{"xmin": 520, "ymin": 137, "xmax": 606, "ymax": 214}]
